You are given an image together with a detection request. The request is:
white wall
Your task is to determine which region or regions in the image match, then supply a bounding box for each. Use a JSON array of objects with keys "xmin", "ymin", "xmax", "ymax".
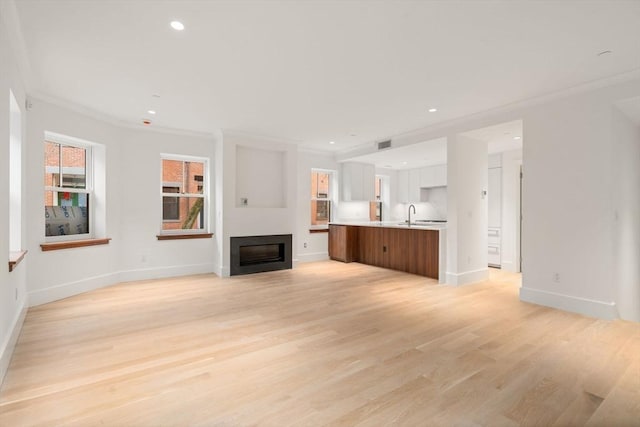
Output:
[
  {"xmin": 219, "ymin": 132, "xmax": 297, "ymax": 276},
  {"xmin": 612, "ymin": 106, "xmax": 640, "ymax": 322},
  {"xmin": 446, "ymin": 135, "xmax": 489, "ymax": 285},
  {"xmin": 236, "ymin": 145, "xmax": 285, "ymax": 208},
  {"xmin": 116, "ymin": 128, "xmax": 217, "ymax": 281},
  {"xmin": 0, "ymin": 3, "xmax": 29, "ymax": 386},
  {"xmin": 519, "ymin": 88, "xmax": 622, "ymax": 318},
  {"xmin": 25, "ymin": 99, "xmax": 217, "ymax": 305},
  {"xmin": 296, "ymin": 150, "xmax": 339, "ymax": 262}
]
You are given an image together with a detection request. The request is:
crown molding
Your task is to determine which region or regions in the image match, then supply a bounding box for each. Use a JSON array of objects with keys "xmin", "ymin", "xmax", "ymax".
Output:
[
  {"xmin": 31, "ymin": 92, "xmax": 217, "ymax": 140},
  {"xmin": 338, "ymin": 68, "xmax": 640, "ymax": 158},
  {"xmin": 220, "ymin": 128, "xmax": 302, "ymax": 146}
]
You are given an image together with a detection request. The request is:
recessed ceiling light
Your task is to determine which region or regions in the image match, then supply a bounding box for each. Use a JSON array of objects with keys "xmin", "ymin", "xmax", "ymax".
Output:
[
  {"xmin": 147, "ymin": 110, "xmax": 156, "ymax": 115},
  {"xmin": 152, "ymin": 94, "xmax": 161, "ymax": 98},
  {"xmin": 329, "ymin": 141, "xmax": 335, "ymax": 145},
  {"xmin": 513, "ymin": 136, "xmax": 521, "ymax": 140},
  {"xmin": 350, "ymin": 133, "xmax": 356, "ymax": 137},
  {"xmin": 428, "ymin": 108, "xmax": 438, "ymax": 113},
  {"xmin": 384, "ymin": 165, "xmax": 392, "ymax": 168},
  {"xmin": 402, "ymin": 161, "xmax": 408, "ymax": 165},
  {"xmin": 170, "ymin": 21, "xmax": 185, "ymax": 31},
  {"xmin": 597, "ymin": 50, "xmax": 612, "ymax": 57}
]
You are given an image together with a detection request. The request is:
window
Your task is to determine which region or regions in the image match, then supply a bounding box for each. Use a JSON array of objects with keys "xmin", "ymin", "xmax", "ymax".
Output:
[
  {"xmin": 161, "ymin": 155, "xmax": 208, "ymax": 233},
  {"xmin": 370, "ymin": 176, "xmax": 383, "ymax": 221},
  {"xmin": 44, "ymin": 136, "xmax": 92, "ymax": 239},
  {"xmin": 311, "ymin": 170, "xmax": 332, "ymax": 227}
]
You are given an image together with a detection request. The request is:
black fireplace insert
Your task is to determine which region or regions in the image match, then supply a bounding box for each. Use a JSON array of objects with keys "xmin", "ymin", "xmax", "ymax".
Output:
[{"xmin": 230, "ymin": 234, "xmax": 292, "ymax": 275}]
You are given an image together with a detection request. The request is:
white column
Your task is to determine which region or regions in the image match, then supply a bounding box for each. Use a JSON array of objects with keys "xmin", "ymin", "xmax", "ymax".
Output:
[{"xmin": 446, "ymin": 134, "xmax": 489, "ymax": 285}]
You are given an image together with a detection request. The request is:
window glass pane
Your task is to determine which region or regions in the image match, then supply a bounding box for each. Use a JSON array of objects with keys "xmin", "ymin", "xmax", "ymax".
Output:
[
  {"xmin": 45, "ymin": 191, "xmax": 89, "ymax": 236},
  {"xmin": 185, "ymin": 161, "xmax": 205, "ymax": 194},
  {"xmin": 369, "ymin": 201, "xmax": 382, "ymax": 221},
  {"xmin": 312, "ymin": 172, "xmax": 330, "ymax": 199},
  {"xmin": 162, "ymin": 187, "xmax": 180, "ymax": 220},
  {"xmin": 162, "ymin": 159, "xmax": 184, "ymax": 189},
  {"xmin": 61, "ymin": 145, "xmax": 86, "ymax": 188},
  {"xmin": 161, "ymin": 197, "xmax": 205, "ymax": 231},
  {"xmin": 44, "ymin": 141, "xmax": 60, "ymax": 187},
  {"xmin": 311, "ymin": 200, "xmax": 330, "ymax": 225}
]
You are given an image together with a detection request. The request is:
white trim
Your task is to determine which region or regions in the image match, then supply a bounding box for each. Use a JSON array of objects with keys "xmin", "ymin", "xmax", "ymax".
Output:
[
  {"xmin": 336, "ymin": 69, "xmax": 640, "ymax": 160},
  {"xmin": 296, "ymin": 252, "xmax": 330, "ymax": 263},
  {"xmin": 0, "ymin": 299, "xmax": 28, "ymax": 388},
  {"xmin": 159, "ymin": 154, "xmax": 210, "ymax": 234},
  {"xmin": 28, "ymin": 263, "xmax": 217, "ymax": 307},
  {"xmin": 446, "ymin": 268, "xmax": 489, "ymax": 286},
  {"xmin": 44, "ymin": 136, "xmax": 94, "ymax": 242},
  {"xmin": 33, "ymin": 93, "xmax": 216, "ymax": 139},
  {"xmin": 519, "ymin": 287, "xmax": 618, "ymax": 320}
]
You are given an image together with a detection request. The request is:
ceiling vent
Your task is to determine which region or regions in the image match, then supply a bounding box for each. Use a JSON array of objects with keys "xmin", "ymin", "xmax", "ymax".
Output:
[{"xmin": 377, "ymin": 140, "xmax": 392, "ymax": 150}]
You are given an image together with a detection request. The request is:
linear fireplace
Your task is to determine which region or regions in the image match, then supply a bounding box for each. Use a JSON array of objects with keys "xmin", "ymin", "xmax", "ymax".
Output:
[{"xmin": 230, "ymin": 234, "xmax": 292, "ymax": 276}]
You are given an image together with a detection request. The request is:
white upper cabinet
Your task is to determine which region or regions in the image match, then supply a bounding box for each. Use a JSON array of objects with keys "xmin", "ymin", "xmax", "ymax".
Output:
[
  {"xmin": 409, "ymin": 169, "xmax": 421, "ymax": 203},
  {"xmin": 341, "ymin": 162, "xmax": 375, "ymax": 201},
  {"xmin": 397, "ymin": 170, "xmax": 409, "ymax": 203},
  {"xmin": 420, "ymin": 164, "xmax": 447, "ymax": 188},
  {"xmin": 398, "ymin": 164, "xmax": 447, "ymax": 203}
]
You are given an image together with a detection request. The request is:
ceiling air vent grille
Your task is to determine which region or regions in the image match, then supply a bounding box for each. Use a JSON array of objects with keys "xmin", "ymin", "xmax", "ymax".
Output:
[{"xmin": 377, "ymin": 140, "xmax": 392, "ymax": 150}]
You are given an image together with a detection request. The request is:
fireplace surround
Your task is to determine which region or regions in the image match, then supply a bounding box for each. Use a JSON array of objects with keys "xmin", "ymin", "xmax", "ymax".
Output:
[{"xmin": 230, "ymin": 234, "xmax": 292, "ymax": 276}]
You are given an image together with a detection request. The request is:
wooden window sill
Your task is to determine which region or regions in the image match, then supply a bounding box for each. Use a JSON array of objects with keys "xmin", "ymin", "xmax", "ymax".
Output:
[
  {"xmin": 309, "ymin": 228, "xmax": 329, "ymax": 233},
  {"xmin": 156, "ymin": 233, "xmax": 213, "ymax": 241},
  {"xmin": 9, "ymin": 250, "xmax": 28, "ymax": 272},
  {"xmin": 40, "ymin": 238, "xmax": 112, "ymax": 252}
]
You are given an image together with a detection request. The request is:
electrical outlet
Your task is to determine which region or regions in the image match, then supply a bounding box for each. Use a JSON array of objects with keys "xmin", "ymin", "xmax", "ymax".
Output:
[
  {"xmin": 240, "ymin": 197, "xmax": 248, "ymax": 206},
  {"xmin": 553, "ymin": 273, "xmax": 560, "ymax": 283},
  {"xmin": 141, "ymin": 254, "xmax": 147, "ymax": 263},
  {"xmin": 303, "ymin": 242, "xmax": 307, "ymax": 249}
]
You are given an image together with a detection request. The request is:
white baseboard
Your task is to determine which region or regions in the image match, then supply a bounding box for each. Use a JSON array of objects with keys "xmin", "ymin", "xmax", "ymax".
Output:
[
  {"xmin": 29, "ymin": 263, "xmax": 216, "ymax": 306},
  {"xmin": 219, "ymin": 265, "xmax": 230, "ymax": 277},
  {"xmin": 519, "ymin": 287, "xmax": 618, "ymax": 320},
  {"xmin": 501, "ymin": 260, "xmax": 518, "ymax": 273},
  {"xmin": 446, "ymin": 268, "xmax": 489, "ymax": 286},
  {"xmin": 296, "ymin": 252, "xmax": 329, "ymax": 263},
  {"xmin": 118, "ymin": 263, "xmax": 216, "ymax": 283},
  {"xmin": 0, "ymin": 298, "xmax": 28, "ymax": 388},
  {"xmin": 29, "ymin": 272, "xmax": 119, "ymax": 306}
]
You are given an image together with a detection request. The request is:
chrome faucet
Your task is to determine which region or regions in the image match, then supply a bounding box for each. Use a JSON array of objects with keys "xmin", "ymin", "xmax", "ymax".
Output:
[{"xmin": 408, "ymin": 204, "xmax": 416, "ymax": 226}]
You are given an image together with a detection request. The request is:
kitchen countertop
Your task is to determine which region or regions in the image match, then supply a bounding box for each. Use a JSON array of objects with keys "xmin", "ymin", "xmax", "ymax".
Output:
[{"xmin": 329, "ymin": 221, "xmax": 446, "ymax": 230}]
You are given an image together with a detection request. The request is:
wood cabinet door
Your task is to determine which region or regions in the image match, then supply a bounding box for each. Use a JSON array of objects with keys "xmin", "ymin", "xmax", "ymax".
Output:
[
  {"xmin": 408, "ymin": 229, "xmax": 439, "ymax": 278},
  {"xmin": 329, "ymin": 225, "xmax": 346, "ymax": 261},
  {"xmin": 385, "ymin": 228, "xmax": 408, "ymax": 272},
  {"xmin": 329, "ymin": 225, "xmax": 359, "ymax": 263},
  {"xmin": 358, "ymin": 227, "xmax": 384, "ymax": 267}
]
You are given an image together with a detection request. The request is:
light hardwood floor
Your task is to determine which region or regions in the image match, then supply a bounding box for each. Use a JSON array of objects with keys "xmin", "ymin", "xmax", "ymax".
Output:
[{"xmin": 1, "ymin": 261, "xmax": 638, "ymax": 426}]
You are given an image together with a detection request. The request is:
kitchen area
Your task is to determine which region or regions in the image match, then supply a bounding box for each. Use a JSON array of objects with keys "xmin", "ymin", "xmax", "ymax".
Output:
[{"xmin": 327, "ymin": 120, "xmax": 523, "ymax": 285}]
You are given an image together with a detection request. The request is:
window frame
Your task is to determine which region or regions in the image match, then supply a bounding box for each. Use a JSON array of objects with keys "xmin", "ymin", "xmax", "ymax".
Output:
[
  {"xmin": 159, "ymin": 154, "xmax": 210, "ymax": 235},
  {"xmin": 310, "ymin": 169, "xmax": 333, "ymax": 229},
  {"xmin": 44, "ymin": 132, "xmax": 94, "ymax": 242}
]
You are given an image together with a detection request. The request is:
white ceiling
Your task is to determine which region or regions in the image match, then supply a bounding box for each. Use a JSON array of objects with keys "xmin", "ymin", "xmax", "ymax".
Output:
[
  {"xmin": 345, "ymin": 120, "xmax": 522, "ymax": 170},
  {"xmin": 11, "ymin": 0, "xmax": 640, "ymax": 152},
  {"xmin": 349, "ymin": 137, "xmax": 448, "ymax": 170}
]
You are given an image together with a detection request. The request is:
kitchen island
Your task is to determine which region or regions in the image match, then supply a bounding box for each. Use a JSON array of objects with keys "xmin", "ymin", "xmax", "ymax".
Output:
[{"xmin": 328, "ymin": 222, "xmax": 446, "ymax": 282}]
